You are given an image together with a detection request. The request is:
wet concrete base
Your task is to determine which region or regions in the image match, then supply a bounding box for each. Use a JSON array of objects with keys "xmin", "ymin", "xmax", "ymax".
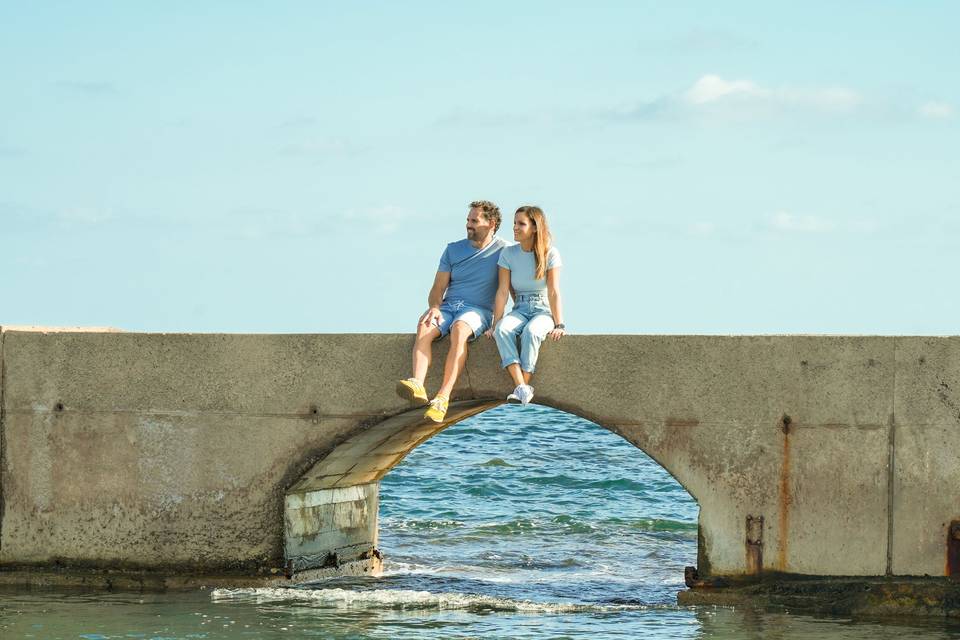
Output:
[
  {"xmin": 679, "ymin": 576, "xmax": 960, "ymax": 618},
  {"xmin": 0, "ymin": 556, "xmax": 382, "ymax": 592}
]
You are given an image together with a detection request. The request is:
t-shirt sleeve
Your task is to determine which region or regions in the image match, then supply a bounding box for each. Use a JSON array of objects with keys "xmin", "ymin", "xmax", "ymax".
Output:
[
  {"xmin": 438, "ymin": 246, "xmax": 452, "ymax": 272},
  {"xmin": 497, "ymin": 247, "xmax": 512, "ymax": 270},
  {"xmin": 546, "ymin": 247, "xmax": 562, "ymax": 270}
]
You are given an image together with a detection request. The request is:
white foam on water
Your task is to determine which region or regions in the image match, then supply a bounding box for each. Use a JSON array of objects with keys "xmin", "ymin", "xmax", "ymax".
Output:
[
  {"xmin": 381, "ymin": 561, "xmax": 517, "ymax": 582},
  {"xmin": 210, "ymin": 587, "xmax": 653, "ymax": 613}
]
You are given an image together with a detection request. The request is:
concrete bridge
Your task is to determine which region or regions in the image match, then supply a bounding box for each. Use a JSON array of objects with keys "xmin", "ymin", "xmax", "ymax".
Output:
[{"xmin": 2, "ymin": 328, "xmax": 960, "ymax": 607}]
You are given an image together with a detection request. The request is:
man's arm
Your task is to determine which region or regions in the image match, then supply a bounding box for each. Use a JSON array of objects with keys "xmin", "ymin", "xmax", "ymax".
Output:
[
  {"xmin": 419, "ymin": 271, "xmax": 450, "ymax": 326},
  {"xmin": 485, "ymin": 267, "xmax": 512, "ymax": 338}
]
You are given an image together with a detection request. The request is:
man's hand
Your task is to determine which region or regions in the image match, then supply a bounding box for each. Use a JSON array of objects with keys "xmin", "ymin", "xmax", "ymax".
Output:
[
  {"xmin": 419, "ymin": 307, "xmax": 442, "ymax": 328},
  {"xmin": 483, "ymin": 328, "xmax": 494, "ymax": 340},
  {"xmin": 548, "ymin": 327, "xmax": 566, "ymax": 341}
]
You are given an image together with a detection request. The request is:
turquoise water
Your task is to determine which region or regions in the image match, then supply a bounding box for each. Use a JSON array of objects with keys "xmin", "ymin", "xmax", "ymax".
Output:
[{"xmin": 4, "ymin": 405, "xmax": 960, "ymax": 638}]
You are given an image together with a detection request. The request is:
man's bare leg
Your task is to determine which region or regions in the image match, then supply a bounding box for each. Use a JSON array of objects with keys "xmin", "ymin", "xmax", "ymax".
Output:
[
  {"xmin": 435, "ymin": 321, "xmax": 472, "ymax": 399},
  {"xmin": 412, "ymin": 322, "xmax": 441, "ymax": 383}
]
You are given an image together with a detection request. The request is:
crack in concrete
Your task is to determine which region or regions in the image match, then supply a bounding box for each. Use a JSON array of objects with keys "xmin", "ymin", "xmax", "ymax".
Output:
[
  {"xmin": 6, "ymin": 408, "xmax": 394, "ymax": 419},
  {"xmin": 884, "ymin": 339, "xmax": 899, "ymax": 576}
]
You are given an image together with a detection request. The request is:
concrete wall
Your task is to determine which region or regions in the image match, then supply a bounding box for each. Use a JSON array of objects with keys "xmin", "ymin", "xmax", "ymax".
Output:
[{"xmin": 1, "ymin": 329, "xmax": 959, "ymax": 580}]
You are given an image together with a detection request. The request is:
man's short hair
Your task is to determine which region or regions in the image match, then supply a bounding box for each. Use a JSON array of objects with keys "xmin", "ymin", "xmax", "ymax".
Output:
[{"xmin": 470, "ymin": 200, "xmax": 501, "ymax": 232}]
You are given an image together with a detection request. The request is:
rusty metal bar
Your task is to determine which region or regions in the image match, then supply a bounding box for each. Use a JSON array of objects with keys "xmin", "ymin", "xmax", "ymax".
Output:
[
  {"xmin": 746, "ymin": 515, "xmax": 764, "ymax": 576},
  {"xmin": 948, "ymin": 520, "xmax": 960, "ymax": 578}
]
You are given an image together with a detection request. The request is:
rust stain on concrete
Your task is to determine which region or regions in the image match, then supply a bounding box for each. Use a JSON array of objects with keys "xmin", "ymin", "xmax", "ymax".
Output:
[{"xmin": 777, "ymin": 414, "xmax": 793, "ymax": 572}]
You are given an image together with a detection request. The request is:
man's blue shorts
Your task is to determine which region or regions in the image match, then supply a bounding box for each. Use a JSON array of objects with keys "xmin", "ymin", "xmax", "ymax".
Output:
[{"xmin": 434, "ymin": 299, "xmax": 492, "ymax": 341}]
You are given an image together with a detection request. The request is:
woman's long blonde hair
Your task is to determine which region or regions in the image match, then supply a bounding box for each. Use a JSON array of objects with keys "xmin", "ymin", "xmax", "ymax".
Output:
[{"xmin": 516, "ymin": 205, "xmax": 552, "ymax": 280}]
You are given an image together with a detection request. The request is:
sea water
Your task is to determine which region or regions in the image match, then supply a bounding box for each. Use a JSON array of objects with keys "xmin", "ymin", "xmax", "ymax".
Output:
[{"xmin": 3, "ymin": 405, "xmax": 960, "ymax": 638}]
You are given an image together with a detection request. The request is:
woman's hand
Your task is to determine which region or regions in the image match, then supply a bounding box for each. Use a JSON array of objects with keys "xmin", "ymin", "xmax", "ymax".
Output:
[
  {"xmin": 483, "ymin": 328, "xmax": 494, "ymax": 340},
  {"xmin": 548, "ymin": 327, "xmax": 566, "ymax": 341}
]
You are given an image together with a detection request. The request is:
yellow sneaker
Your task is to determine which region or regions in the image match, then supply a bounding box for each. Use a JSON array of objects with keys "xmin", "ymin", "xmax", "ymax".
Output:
[
  {"xmin": 396, "ymin": 378, "xmax": 428, "ymax": 404},
  {"xmin": 424, "ymin": 395, "xmax": 449, "ymax": 423}
]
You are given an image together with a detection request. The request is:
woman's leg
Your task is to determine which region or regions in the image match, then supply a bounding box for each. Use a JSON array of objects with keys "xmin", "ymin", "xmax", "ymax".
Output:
[
  {"xmin": 494, "ymin": 312, "xmax": 527, "ymax": 386},
  {"xmin": 519, "ymin": 313, "xmax": 556, "ymax": 377},
  {"xmin": 506, "ymin": 363, "xmax": 526, "ymax": 387}
]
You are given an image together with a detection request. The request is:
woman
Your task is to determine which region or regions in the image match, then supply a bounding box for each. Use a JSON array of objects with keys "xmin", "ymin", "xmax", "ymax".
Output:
[{"xmin": 485, "ymin": 205, "xmax": 565, "ymax": 404}]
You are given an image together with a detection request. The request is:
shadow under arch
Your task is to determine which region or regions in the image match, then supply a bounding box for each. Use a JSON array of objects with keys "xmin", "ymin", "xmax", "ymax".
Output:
[{"xmin": 283, "ymin": 398, "xmax": 702, "ymax": 580}]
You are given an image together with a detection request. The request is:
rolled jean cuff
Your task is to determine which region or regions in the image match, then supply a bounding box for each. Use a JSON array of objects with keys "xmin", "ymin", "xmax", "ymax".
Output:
[{"xmin": 500, "ymin": 357, "xmax": 520, "ymax": 369}]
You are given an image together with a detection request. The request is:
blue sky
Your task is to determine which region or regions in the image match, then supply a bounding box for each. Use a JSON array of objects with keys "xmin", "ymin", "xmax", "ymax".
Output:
[{"xmin": 2, "ymin": 2, "xmax": 957, "ymax": 334}]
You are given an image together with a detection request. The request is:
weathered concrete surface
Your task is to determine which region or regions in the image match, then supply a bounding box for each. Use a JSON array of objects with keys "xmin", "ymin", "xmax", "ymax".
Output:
[
  {"xmin": 892, "ymin": 338, "xmax": 960, "ymax": 577},
  {"xmin": 0, "ymin": 330, "xmax": 473, "ymax": 576},
  {"xmin": 1, "ymin": 329, "xmax": 960, "ymax": 597}
]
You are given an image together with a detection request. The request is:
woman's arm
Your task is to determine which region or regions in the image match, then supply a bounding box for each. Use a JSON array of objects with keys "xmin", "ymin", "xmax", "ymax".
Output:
[
  {"xmin": 485, "ymin": 267, "xmax": 512, "ymax": 338},
  {"xmin": 546, "ymin": 267, "xmax": 565, "ymax": 341}
]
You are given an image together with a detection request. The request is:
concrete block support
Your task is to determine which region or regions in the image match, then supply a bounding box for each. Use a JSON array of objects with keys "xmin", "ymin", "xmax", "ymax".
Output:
[{"xmin": 285, "ymin": 483, "xmax": 379, "ymax": 573}]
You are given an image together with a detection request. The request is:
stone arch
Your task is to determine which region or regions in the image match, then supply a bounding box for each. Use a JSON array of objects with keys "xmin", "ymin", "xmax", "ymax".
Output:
[{"xmin": 283, "ymin": 398, "xmax": 702, "ymax": 580}]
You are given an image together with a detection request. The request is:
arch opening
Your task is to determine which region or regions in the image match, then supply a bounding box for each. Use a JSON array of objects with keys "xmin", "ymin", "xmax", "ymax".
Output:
[
  {"xmin": 377, "ymin": 404, "xmax": 700, "ymax": 604},
  {"xmin": 283, "ymin": 401, "xmax": 699, "ymax": 586}
]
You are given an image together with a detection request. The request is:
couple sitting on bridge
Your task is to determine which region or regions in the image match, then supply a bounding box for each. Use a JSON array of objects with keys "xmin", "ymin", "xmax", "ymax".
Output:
[{"xmin": 395, "ymin": 201, "xmax": 565, "ymax": 423}]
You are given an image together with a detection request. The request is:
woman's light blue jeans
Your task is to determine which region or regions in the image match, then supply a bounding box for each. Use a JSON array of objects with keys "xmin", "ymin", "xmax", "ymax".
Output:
[{"xmin": 493, "ymin": 293, "xmax": 555, "ymax": 373}]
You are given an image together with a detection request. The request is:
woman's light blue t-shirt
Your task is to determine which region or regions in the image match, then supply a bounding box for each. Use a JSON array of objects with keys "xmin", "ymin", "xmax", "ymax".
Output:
[{"xmin": 496, "ymin": 244, "xmax": 562, "ymax": 295}]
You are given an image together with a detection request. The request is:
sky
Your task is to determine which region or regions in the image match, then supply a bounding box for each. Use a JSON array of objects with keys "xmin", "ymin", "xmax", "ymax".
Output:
[{"xmin": 1, "ymin": 2, "xmax": 957, "ymax": 334}]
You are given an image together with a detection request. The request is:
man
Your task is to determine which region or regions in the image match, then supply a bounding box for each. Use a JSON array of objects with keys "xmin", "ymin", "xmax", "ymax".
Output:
[{"xmin": 396, "ymin": 200, "xmax": 509, "ymax": 422}]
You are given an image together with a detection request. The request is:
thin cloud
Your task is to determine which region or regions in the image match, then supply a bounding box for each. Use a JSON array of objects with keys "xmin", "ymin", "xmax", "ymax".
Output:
[
  {"xmin": 638, "ymin": 29, "xmax": 759, "ymax": 53},
  {"xmin": 767, "ymin": 212, "xmax": 878, "ymax": 235},
  {"xmin": 1, "ymin": 202, "xmax": 117, "ymax": 232},
  {"xmin": 341, "ymin": 204, "xmax": 414, "ymax": 234},
  {"xmin": 684, "ymin": 75, "xmax": 763, "ymax": 104},
  {"xmin": 683, "ymin": 74, "xmax": 862, "ymax": 113},
  {"xmin": 277, "ymin": 116, "xmax": 320, "ymax": 129},
  {"xmin": 56, "ymin": 80, "xmax": 118, "ymax": 96},
  {"xmin": 611, "ymin": 74, "xmax": 864, "ymax": 122},
  {"xmin": 57, "ymin": 206, "xmax": 116, "ymax": 226},
  {"xmin": 918, "ymin": 101, "xmax": 955, "ymax": 119},
  {"xmin": 227, "ymin": 205, "xmax": 416, "ymax": 239},
  {"xmin": 769, "ymin": 211, "xmax": 836, "ymax": 233},
  {"xmin": 278, "ymin": 137, "xmax": 360, "ymax": 158},
  {"xmin": 688, "ymin": 222, "xmax": 717, "ymax": 235},
  {"xmin": 435, "ymin": 108, "xmax": 538, "ymax": 128}
]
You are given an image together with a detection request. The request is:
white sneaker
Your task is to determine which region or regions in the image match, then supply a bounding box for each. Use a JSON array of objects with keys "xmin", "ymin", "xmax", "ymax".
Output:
[
  {"xmin": 507, "ymin": 386, "xmax": 523, "ymax": 404},
  {"xmin": 517, "ymin": 384, "xmax": 535, "ymax": 405}
]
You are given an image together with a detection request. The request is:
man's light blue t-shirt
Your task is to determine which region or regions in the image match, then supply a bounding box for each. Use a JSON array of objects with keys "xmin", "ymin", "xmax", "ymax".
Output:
[
  {"xmin": 496, "ymin": 244, "xmax": 562, "ymax": 295},
  {"xmin": 438, "ymin": 237, "xmax": 510, "ymax": 311}
]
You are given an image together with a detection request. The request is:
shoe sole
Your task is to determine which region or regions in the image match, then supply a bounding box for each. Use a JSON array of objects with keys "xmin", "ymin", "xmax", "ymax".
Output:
[
  {"xmin": 396, "ymin": 381, "xmax": 428, "ymax": 405},
  {"xmin": 424, "ymin": 409, "xmax": 446, "ymax": 423},
  {"xmin": 506, "ymin": 396, "xmax": 522, "ymax": 404}
]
